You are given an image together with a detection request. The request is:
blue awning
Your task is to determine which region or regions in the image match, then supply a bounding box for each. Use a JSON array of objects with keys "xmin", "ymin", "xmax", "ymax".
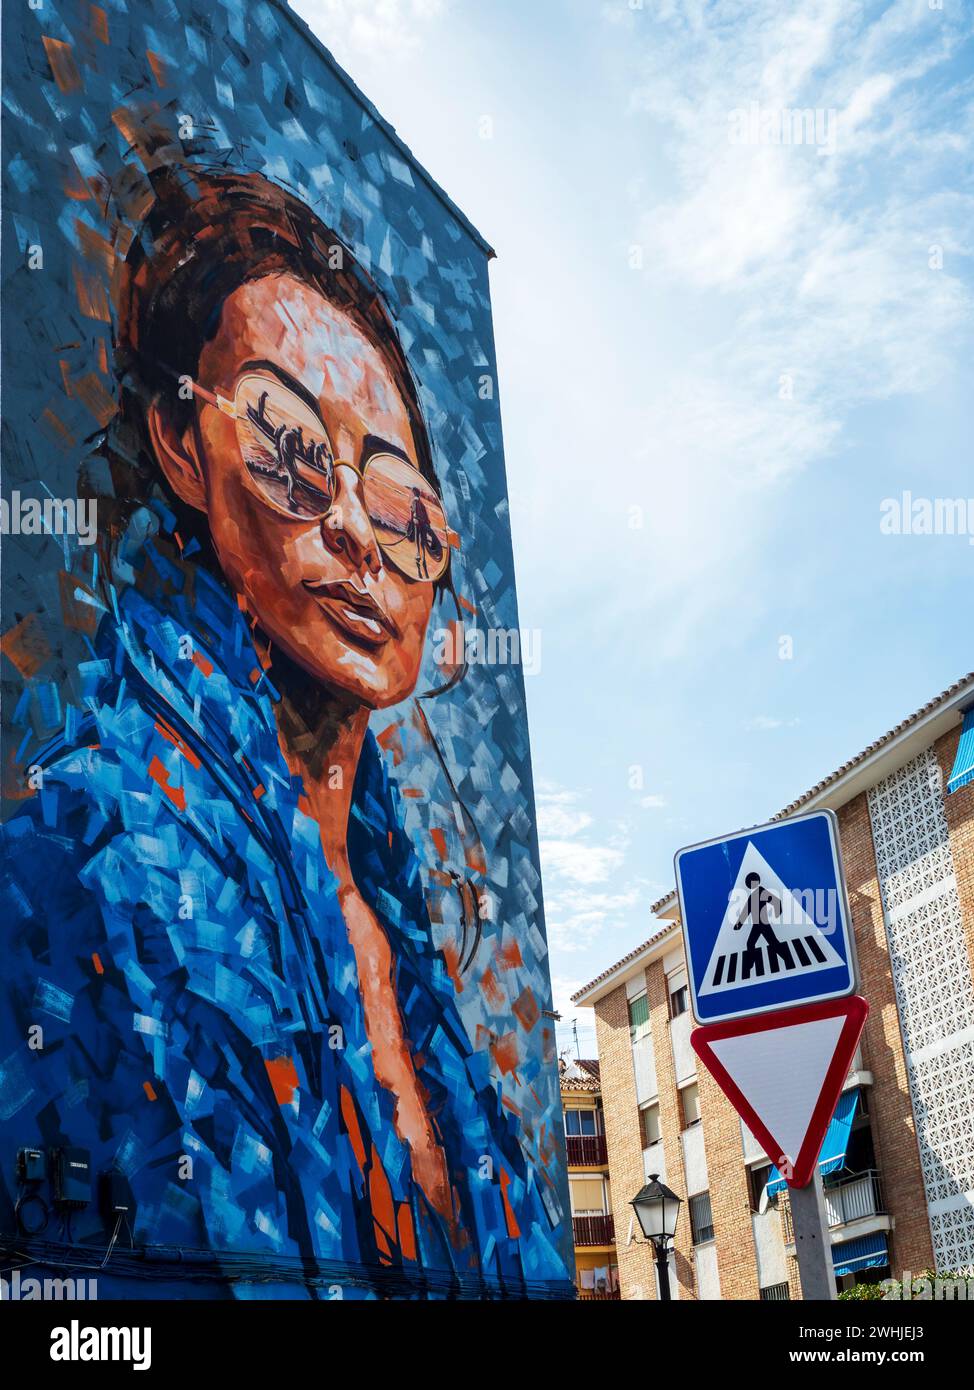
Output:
[
  {"xmin": 766, "ymin": 1088, "xmax": 859, "ymax": 1197},
  {"xmin": 833, "ymin": 1232, "xmax": 888, "ymax": 1278},
  {"xmin": 948, "ymin": 708, "xmax": 974, "ymax": 794}
]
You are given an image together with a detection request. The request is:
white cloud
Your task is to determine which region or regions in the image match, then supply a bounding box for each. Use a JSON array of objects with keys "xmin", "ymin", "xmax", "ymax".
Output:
[
  {"xmin": 639, "ymin": 793, "xmax": 668, "ymax": 809},
  {"xmin": 291, "ymin": 0, "xmax": 447, "ymax": 63},
  {"xmin": 745, "ymin": 715, "xmax": 801, "ymax": 731}
]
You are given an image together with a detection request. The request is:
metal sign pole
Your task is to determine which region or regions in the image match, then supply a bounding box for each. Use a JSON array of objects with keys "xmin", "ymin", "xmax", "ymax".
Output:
[{"xmin": 789, "ymin": 1168, "xmax": 836, "ymax": 1300}]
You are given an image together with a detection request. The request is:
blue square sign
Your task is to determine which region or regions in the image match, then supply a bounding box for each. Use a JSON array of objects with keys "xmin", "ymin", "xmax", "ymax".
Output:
[{"xmin": 674, "ymin": 809, "xmax": 857, "ymax": 1025}]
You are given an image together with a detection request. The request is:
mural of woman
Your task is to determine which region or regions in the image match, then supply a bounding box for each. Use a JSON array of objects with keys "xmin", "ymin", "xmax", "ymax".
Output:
[{"xmin": 1, "ymin": 167, "xmax": 564, "ymax": 1298}]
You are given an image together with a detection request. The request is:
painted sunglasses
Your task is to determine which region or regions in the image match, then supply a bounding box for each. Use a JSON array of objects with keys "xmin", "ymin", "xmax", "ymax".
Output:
[{"xmin": 192, "ymin": 371, "xmax": 452, "ymax": 583}]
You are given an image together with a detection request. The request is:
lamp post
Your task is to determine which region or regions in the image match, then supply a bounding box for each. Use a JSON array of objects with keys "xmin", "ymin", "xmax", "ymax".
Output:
[{"xmin": 630, "ymin": 1175, "xmax": 682, "ymax": 1302}]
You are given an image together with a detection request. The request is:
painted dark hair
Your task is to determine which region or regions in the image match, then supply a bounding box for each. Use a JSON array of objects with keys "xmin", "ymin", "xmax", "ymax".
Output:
[{"xmin": 107, "ymin": 163, "xmax": 440, "ymax": 573}]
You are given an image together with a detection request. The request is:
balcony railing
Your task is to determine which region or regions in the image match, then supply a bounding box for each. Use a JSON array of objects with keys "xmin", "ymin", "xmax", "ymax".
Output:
[
  {"xmin": 577, "ymin": 1288, "xmax": 621, "ymax": 1300},
  {"xmin": 573, "ymin": 1213, "xmax": 615, "ymax": 1246},
  {"xmin": 781, "ymin": 1170, "xmax": 886, "ymax": 1244},
  {"xmin": 567, "ymin": 1134, "xmax": 608, "ymax": 1166}
]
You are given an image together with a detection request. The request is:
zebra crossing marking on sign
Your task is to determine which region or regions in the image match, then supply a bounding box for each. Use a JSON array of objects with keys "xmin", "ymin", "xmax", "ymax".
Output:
[{"xmin": 675, "ymin": 809, "xmax": 857, "ymax": 1025}]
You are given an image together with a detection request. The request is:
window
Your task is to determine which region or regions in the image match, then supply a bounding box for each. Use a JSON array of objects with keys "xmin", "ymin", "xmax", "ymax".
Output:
[
  {"xmin": 668, "ymin": 984, "xmax": 689, "ymax": 1019},
  {"xmin": 628, "ymin": 993, "xmax": 650, "ymax": 1042},
  {"xmin": 640, "ymin": 1103, "xmax": 661, "ymax": 1148},
  {"xmin": 760, "ymin": 1282, "xmax": 790, "ymax": 1301},
  {"xmin": 749, "ymin": 1161, "xmax": 773, "ymax": 1212},
  {"xmin": 689, "ymin": 1191, "xmax": 714, "ymax": 1245},
  {"xmin": 680, "ymin": 1081, "xmax": 701, "ymax": 1128},
  {"xmin": 570, "ymin": 1177, "xmax": 607, "ymax": 1216},
  {"xmin": 565, "ymin": 1108, "xmax": 598, "ymax": 1137}
]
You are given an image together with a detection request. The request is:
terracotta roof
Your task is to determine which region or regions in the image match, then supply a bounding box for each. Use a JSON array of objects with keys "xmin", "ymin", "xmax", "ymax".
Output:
[
  {"xmin": 576, "ymin": 1059, "xmax": 600, "ymax": 1082},
  {"xmin": 649, "ymin": 670, "xmax": 974, "ymax": 918},
  {"xmin": 587, "ymin": 672, "xmax": 974, "ymax": 992}
]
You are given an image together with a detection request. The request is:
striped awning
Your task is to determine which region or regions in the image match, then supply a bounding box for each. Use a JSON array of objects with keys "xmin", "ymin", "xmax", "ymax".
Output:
[
  {"xmin": 948, "ymin": 707, "xmax": 974, "ymax": 794},
  {"xmin": 833, "ymin": 1231, "xmax": 889, "ymax": 1278},
  {"xmin": 766, "ymin": 1088, "xmax": 859, "ymax": 1197}
]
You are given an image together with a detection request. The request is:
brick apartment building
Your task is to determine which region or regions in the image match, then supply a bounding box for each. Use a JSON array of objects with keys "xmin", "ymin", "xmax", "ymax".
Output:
[
  {"xmin": 573, "ymin": 674, "xmax": 974, "ymax": 1300},
  {"xmin": 559, "ymin": 1057, "xmax": 620, "ymax": 1297}
]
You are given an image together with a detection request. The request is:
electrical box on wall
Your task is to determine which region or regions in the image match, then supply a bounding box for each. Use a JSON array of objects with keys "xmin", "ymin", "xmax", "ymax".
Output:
[
  {"xmin": 53, "ymin": 1146, "xmax": 91, "ymax": 1208},
  {"xmin": 17, "ymin": 1147, "xmax": 47, "ymax": 1184}
]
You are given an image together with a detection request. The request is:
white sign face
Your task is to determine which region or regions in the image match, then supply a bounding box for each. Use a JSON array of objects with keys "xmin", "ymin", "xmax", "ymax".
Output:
[{"xmin": 675, "ymin": 809, "xmax": 856, "ymax": 1025}]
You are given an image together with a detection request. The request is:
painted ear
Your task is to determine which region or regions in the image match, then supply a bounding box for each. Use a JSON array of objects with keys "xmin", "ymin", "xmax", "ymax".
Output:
[{"xmin": 147, "ymin": 399, "xmax": 207, "ymax": 512}]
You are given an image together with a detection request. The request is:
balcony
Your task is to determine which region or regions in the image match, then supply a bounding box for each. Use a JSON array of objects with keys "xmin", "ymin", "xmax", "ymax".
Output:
[
  {"xmin": 573, "ymin": 1213, "xmax": 615, "ymax": 1246},
  {"xmin": 567, "ymin": 1134, "xmax": 608, "ymax": 1167},
  {"xmin": 577, "ymin": 1288, "xmax": 621, "ymax": 1300},
  {"xmin": 781, "ymin": 1170, "xmax": 887, "ymax": 1244}
]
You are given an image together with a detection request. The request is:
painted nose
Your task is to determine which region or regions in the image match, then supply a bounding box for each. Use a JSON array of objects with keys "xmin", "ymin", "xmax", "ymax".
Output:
[{"xmin": 319, "ymin": 462, "xmax": 381, "ymax": 577}]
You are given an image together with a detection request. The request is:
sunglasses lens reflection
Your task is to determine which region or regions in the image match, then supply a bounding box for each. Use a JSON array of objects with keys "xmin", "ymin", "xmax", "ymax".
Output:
[
  {"xmin": 231, "ymin": 375, "xmax": 450, "ymax": 581},
  {"xmin": 363, "ymin": 452, "xmax": 450, "ymax": 583},
  {"xmin": 234, "ymin": 374, "xmax": 335, "ymax": 519}
]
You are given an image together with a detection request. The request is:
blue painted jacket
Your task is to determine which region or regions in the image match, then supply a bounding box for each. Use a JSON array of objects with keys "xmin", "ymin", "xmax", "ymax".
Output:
[{"xmin": 0, "ymin": 532, "xmax": 567, "ymax": 1298}]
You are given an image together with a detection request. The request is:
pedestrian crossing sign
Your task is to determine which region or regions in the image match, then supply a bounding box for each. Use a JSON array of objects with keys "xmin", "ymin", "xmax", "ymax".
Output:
[{"xmin": 675, "ymin": 809, "xmax": 857, "ymax": 1025}]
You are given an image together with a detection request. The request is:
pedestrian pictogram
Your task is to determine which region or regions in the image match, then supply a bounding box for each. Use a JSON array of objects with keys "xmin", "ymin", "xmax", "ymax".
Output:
[
  {"xmin": 675, "ymin": 809, "xmax": 856, "ymax": 1025},
  {"xmin": 700, "ymin": 840, "xmax": 844, "ymax": 999}
]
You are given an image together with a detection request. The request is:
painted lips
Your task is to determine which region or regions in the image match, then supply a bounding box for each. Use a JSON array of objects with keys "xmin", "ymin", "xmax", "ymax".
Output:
[{"xmin": 302, "ymin": 579, "xmax": 398, "ymax": 647}]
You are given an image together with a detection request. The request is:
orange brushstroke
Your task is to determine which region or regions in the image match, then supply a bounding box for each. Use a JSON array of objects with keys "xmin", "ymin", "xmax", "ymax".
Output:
[
  {"xmin": 402, "ymin": 788, "xmax": 424, "ymax": 799},
  {"xmin": 42, "ymin": 37, "xmax": 82, "ymax": 93},
  {"xmin": 147, "ymin": 756, "xmax": 186, "ymax": 812},
  {"xmin": 142, "ymin": 1082, "xmax": 157, "ymax": 1102},
  {"xmin": 97, "ymin": 339, "xmax": 108, "ymax": 374},
  {"xmin": 90, "ymin": 5, "xmax": 109, "ymax": 44},
  {"xmin": 153, "ymin": 718, "xmax": 202, "ymax": 769},
  {"xmin": 457, "ymin": 593, "xmax": 477, "ymax": 616},
  {"xmin": 340, "ymin": 1086, "xmax": 367, "ymax": 1173},
  {"xmin": 192, "ymin": 650, "xmax": 214, "ymax": 677},
  {"xmin": 369, "ymin": 1145, "xmax": 396, "ymax": 1248},
  {"xmin": 440, "ymin": 941, "xmax": 464, "ymax": 994},
  {"xmin": 396, "ymin": 1203, "xmax": 417, "ymax": 1262},
  {"xmin": 430, "ymin": 827, "xmax": 447, "ymax": 859},
  {"xmin": 72, "ymin": 371, "xmax": 116, "ymax": 427},
  {"xmin": 501, "ymin": 1095, "xmax": 522, "ymax": 1117},
  {"xmin": 375, "ymin": 722, "xmax": 405, "ymax": 765},
  {"xmin": 91, "ymin": 953, "xmax": 104, "ymax": 975},
  {"xmin": 74, "ymin": 219, "xmax": 116, "ymax": 276},
  {"xmin": 499, "ymin": 1170, "xmax": 521, "ymax": 1239},
  {"xmin": 72, "ymin": 264, "xmax": 111, "ymax": 322},
  {"xmin": 146, "ymin": 50, "xmax": 167, "ymax": 87},
  {"xmin": 41, "ymin": 408, "xmax": 76, "ymax": 450},
  {"xmin": 465, "ymin": 842, "xmax": 486, "ymax": 876},
  {"xmin": 495, "ymin": 938, "xmax": 523, "ymax": 971},
  {"xmin": 512, "ymin": 986, "xmax": 540, "ymax": 1033},
  {"xmin": 253, "ymin": 784, "xmax": 265, "ymax": 800},
  {"xmin": 479, "ymin": 966, "xmax": 504, "ymax": 1011},
  {"xmin": 264, "ymin": 1054, "xmax": 299, "ymax": 1105},
  {"xmin": 1, "ymin": 613, "xmax": 52, "ymax": 679},
  {"xmin": 490, "ymin": 1032, "xmax": 520, "ymax": 1079}
]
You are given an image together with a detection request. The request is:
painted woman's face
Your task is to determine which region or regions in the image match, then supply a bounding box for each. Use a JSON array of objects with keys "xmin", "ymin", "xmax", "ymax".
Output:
[{"xmin": 187, "ymin": 273, "xmax": 443, "ymax": 709}]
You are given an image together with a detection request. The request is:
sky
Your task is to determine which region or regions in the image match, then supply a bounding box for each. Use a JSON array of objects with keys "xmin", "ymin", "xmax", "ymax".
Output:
[{"xmin": 290, "ymin": 0, "xmax": 974, "ymax": 1058}]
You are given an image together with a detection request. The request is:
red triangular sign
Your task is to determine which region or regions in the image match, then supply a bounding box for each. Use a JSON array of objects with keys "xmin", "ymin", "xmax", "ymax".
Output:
[{"xmin": 691, "ymin": 996, "xmax": 868, "ymax": 1189}]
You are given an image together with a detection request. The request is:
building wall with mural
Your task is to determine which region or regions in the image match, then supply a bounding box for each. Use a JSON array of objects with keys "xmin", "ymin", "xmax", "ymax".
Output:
[{"xmin": 0, "ymin": 0, "xmax": 573, "ymax": 1299}]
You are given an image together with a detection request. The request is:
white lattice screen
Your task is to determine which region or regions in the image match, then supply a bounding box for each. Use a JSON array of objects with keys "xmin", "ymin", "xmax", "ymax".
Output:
[{"xmin": 868, "ymin": 748, "xmax": 974, "ymax": 1273}]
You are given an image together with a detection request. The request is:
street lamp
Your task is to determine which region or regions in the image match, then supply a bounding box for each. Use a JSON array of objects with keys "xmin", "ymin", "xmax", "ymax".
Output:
[{"xmin": 630, "ymin": 1175, "xmax": 682, "ymax": 1302}]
